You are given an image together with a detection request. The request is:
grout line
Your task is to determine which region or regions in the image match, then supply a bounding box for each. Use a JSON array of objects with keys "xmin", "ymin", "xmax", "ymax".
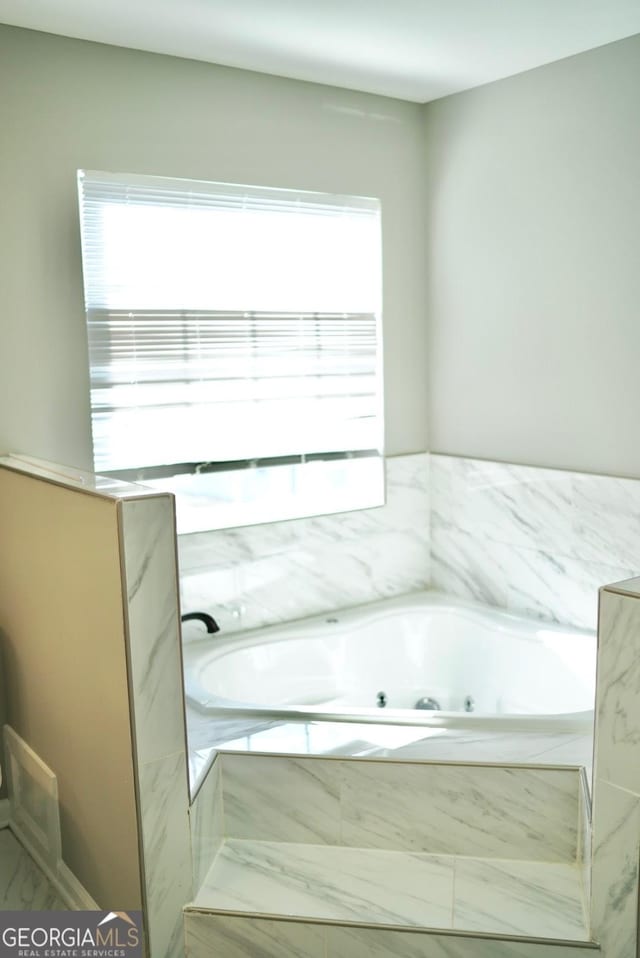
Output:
[
  {"xmin": 219, "ymin": 756, "xmax": 226, "ymax": 844},
  {"xmin": 337, "ymin": 761, "xmax": 344, "ymax": 847},
  {"xmin": 216, "ymin": 748, "xmax": 586, "ymax": 772},
  {"xmin": 451, "ymin": 855, "xmax": 457, "ymax": 930}
]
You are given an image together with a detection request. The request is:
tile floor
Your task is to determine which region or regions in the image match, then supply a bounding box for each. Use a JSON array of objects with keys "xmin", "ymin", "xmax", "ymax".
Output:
[{"xmin": 0, "ymin": 828, "xmax": 66, "ymax": 909}]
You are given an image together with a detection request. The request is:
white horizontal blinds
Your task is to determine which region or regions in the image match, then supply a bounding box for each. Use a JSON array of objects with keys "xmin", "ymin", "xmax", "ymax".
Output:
[{"xmin": 78, "ymin": 171, "xmax": 382, "ymax": 472}]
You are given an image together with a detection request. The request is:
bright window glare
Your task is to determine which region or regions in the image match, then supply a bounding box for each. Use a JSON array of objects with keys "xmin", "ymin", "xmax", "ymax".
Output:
[
  {"xmin": 539, "ymin": 630, "xmax": 597, "ymax": 691},
  {"xmin": 145, "ymin": 457, "xmax": 385, "ymax": 533},
  {"xmin": 102, "ymin": 204, "xmax": 380, "ymax": 313},
  {"xmin": 217, "ymin": 721, "xmax": 442, "ymax": 755},
  {"xmin": 78, "ymin": 171, "xmax": 384, "ymax": 531}
]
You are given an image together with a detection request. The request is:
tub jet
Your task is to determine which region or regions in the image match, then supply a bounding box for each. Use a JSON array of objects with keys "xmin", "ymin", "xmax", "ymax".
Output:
[{"xmin": 415, "ymin": 696, "xmax": 441, "ymax": 710}]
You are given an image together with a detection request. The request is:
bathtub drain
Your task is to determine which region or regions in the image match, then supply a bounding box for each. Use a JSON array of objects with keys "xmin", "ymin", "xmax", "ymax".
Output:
[{"xmin": 376, "ymin": 691, "xmax": 387, "ymax": 708}]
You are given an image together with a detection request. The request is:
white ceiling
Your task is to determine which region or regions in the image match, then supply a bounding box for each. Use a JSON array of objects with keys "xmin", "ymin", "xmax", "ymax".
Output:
[{"xmin": 1, "ymin": 0, "xmax": 640, "ymax": 102}]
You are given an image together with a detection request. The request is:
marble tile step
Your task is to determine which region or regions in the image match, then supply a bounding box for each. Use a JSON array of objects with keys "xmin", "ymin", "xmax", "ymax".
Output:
[
  {"xmin": 183, "ymin": 912, "xmax": 600, "ymax": 958},
  {"xmin": 191, "ymin": 839, "xmax": 592, "ymax": 943}
]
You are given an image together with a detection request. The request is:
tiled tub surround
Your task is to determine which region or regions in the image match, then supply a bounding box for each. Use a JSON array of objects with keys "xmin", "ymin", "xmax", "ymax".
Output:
[
  {"xmin": 178, "ymin": 453, "xmax": 430, "ymax": 637},
  {"xmin": 181, "ymin": 451, "xmax": 639, "ymax": 780},
  {"xmin": 431, "ymin": 455, "xmax": 640, "ymax": 630},
  {"xmin": 179, "ymin": 451, "xmax": 640, "ymax": 648},
  {"xmin": 185, "ymin": 753, "xmax": 593, "ymax": 956}
]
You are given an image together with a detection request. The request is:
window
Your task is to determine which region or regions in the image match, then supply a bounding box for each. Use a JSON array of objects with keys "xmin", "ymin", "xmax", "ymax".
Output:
[{"xmin": 77, "ymin": 171, "xmax": 384, "ymax": 532}]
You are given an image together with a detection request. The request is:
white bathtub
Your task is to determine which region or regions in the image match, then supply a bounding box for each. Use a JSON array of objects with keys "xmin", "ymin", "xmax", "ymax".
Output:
[{"xmin": 182, "ymin": 592, "xmax": 597, "ymax": 731}]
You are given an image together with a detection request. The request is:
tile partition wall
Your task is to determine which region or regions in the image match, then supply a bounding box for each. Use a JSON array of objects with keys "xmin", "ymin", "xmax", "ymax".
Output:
[
  {"xmin": 187, "ymin": 575, "xmax": 640, "ymax": 957},
  {"xmin": 0, "ymin": 457, "xmax": 193, "ymax": 958},
  {"xmin": 186, "ymin": 753, "xmax": 592, "ymax": 956},
  {"xmin": 431, "ymin": 455, "xmax": 640, "ymax": 630},
  {"xmin": 214, "ymin": 754, "xmax": 581, "ymax": 861},
  {"xmin": 178, "ymin": 453, "xmax": 430, "ymax": 637},
  {"xmin": 119, "ymin": 495, "xmax": 193, "ymax": 958},
  {"xmin": 189, "ymin": 754, "xmax": 223, "ymax": 893},
  {"xmin": 590, "ymin": 579, "xmax": 640, "ymax": 957}
]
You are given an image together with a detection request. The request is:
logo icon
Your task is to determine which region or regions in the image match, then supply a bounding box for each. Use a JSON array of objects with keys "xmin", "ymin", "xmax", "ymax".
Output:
[
  {"xmin": 0, "ymin": 910, "xmax": 143, "ymax": 957},
  {"xmin": 98, "ymin": 912, "xmax": 138, "ymax": 927}
]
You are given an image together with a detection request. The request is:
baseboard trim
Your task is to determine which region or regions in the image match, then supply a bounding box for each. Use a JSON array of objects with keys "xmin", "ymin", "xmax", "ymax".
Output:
[
  {"xmin": 3, "ymin": 727, "xmax": 98, "ymax": 910},
  {"xmin": 10, "ymin": 818, "xmax": 98, "ymax": 910},
  {"xmin": 9, "ymin": 820, "xmax": 100, "ymax": 911},
  {"xmin": 57, "ymin": 859, "xmax": 100, "ymax": 910}
]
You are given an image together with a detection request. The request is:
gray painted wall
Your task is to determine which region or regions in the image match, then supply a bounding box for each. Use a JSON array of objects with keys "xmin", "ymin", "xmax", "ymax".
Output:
[
  {"xmin": 0, "ymin": 24, "xmax": 427, "ymax": 467},
  {"xmin": 3, "ymin": 24, "xmax": 640, "ymax": 479},
  {"xmin": 424, "ymin": 33, "xmax": 640, "ymax": 478}
]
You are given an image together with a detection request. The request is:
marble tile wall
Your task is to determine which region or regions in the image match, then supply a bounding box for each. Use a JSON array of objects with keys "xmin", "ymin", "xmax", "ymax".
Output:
[
  {"xmin": 577, "ymin": 770, "xmax": 591, "ymax": 932},
  {"xmin": 178, "ymin": 453, "xmax": 430, "ymax": 637},
  {"xmin": 119, "ymin": 496, "xmax": 193, "ymax": 958},
  {"xmin": 189, "ymin": 755, "xmax": 223, "ymax": 893},
  {"xmin": 218, "ymin": 753, "xmax": 581, "ymax": 862},
  {"xmin": 187, "ymin": 752, "xmax": 591, "ymax": 957},
  {"xmin": 179, "ymin": 450, "xmax": 640, "ymax": 639},
  {"xmin": 431, "ymin": 455, "xmax": 640, "ymax": 630},
  {"xmin": 590, "ymin": 581, "xmax": 640, "ymax": 957}
]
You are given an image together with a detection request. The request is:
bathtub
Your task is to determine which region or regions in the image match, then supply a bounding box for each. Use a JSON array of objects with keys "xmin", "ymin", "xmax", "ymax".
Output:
[{"xmin": 182, "ymin": 592, "xmax": 597, "ymax": 732}]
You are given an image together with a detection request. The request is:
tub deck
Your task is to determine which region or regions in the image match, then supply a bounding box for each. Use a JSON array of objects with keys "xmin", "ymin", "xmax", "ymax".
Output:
[{"xmin": 187, "ymin": 706, "xmax": 593, "ymax": 796}]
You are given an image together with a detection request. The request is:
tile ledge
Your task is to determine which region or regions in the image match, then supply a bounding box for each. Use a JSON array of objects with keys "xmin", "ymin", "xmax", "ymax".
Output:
[
  {"xmin": 183, "ymin": 906, "xmax": 599, "ymax": 948},
  {"xmin": 191, "ymin": 840, "xmax": 590, "ymax": 944}
]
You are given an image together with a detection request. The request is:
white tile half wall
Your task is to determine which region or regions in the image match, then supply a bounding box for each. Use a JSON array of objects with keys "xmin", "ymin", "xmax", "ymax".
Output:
[
  {"xmin": 431, "ymin": 455, "xmax": 640, "ymax": 630},
  {"xmin": 178, "ymin": 454, "xmax": 430, "ymax": 636},
  {"xmin": 590, "ymin": 580, "xmax": 640, "ymax": 956},
  {"xmin": 119, "ymin": 495, "xmax": 193, "ymax": 958}
]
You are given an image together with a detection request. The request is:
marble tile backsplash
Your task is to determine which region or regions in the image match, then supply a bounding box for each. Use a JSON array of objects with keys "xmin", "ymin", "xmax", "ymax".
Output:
[
  {"xmin": 178, "ymin": 453, "xmax": 430, "ymax": 636},
  {"xmin": 431, "ymin": 455, "xmax": 640, "ymax": 629},
  {"xmin": 179, "ymin": 451, "xmax": 640, "ymax": 637}
]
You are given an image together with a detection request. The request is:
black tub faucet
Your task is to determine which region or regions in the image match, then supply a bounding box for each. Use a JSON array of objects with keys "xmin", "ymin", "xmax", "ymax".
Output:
[{"xmin": 181, "ymin": 611, "xmax": 220, "ymax": 634}]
